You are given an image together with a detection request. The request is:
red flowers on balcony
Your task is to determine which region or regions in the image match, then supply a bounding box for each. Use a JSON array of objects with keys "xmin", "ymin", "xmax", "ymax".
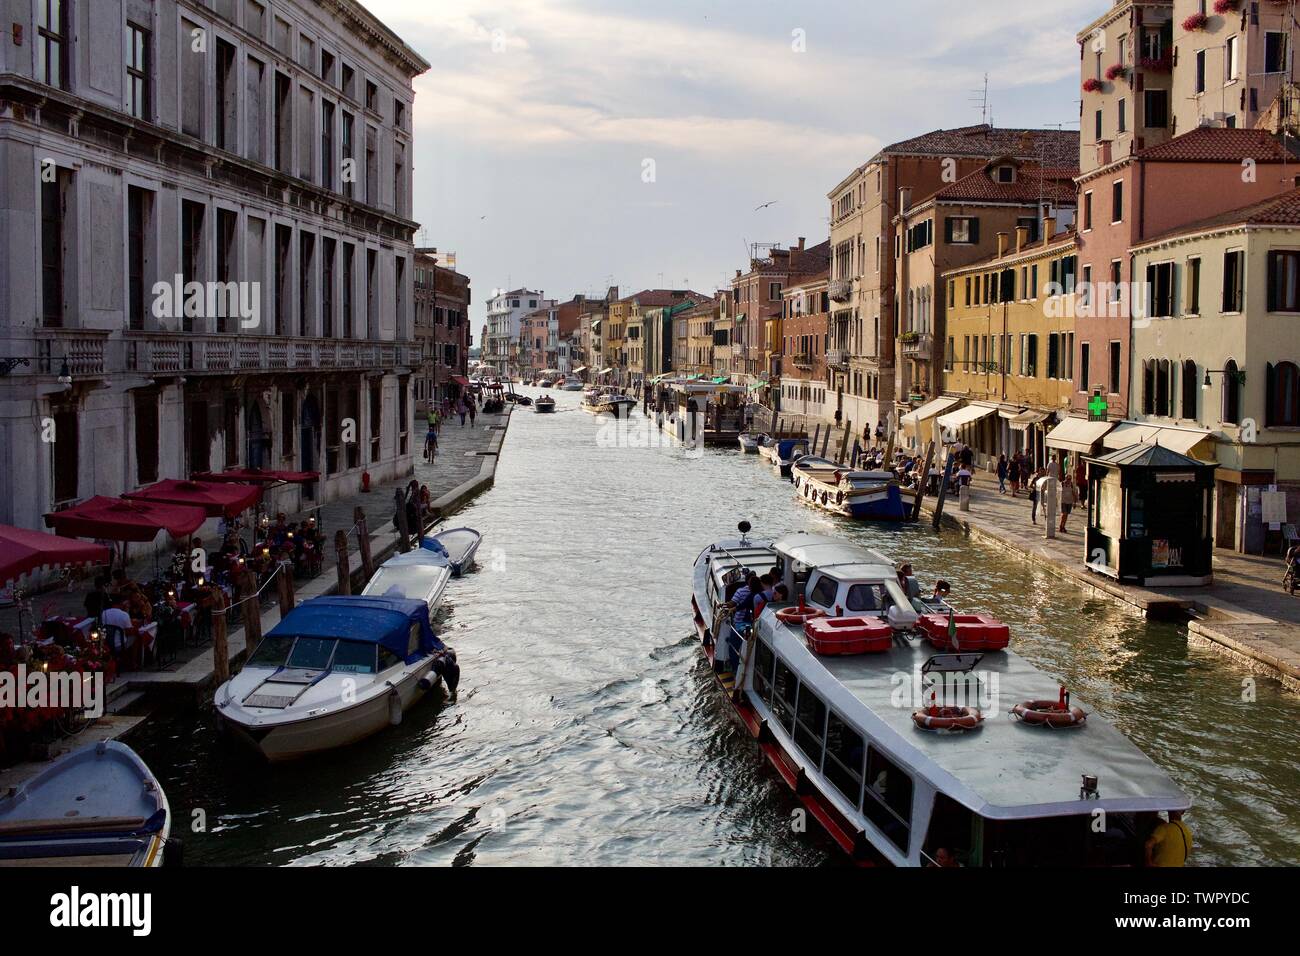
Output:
[
  {"xmin": 1105, "ymin": 64, "xmax": 1130, "ymax": 81},
  {"xmin": 1082, "ymin": 78, "xmax": 1104, "ymax": 93},
  {"xmin": 1139, "ymin": 54, "xmax": 1173, "ymax": 72},
  {"xmin": 1213, "ymin": 0, "xmax": 1241, "ymax": 13},
  {"xmin": 1182, "ymin": 12, "xmax": 1209, "ymax": 30}
]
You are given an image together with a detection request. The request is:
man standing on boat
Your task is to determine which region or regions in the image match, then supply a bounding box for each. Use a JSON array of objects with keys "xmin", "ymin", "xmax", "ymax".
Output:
[{"xmin": 1145, "ymin": 810, "xmax": 1193, "ymax": 866}]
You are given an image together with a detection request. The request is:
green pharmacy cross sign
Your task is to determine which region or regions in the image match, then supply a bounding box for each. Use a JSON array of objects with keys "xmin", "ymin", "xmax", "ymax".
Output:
[{"xmin": 1088, "ymin": 391, "xmax": 1108, "ymax": 422}]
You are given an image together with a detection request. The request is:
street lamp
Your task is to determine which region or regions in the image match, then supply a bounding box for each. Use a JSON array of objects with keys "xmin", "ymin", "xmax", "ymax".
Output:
[
  {"xmin": 57, "ymin": 360, "xmax": 72, "ymax": 388},
  {"xmin": 1203, "ymin": 368, "xmax": 1246, "ymax": 390}
]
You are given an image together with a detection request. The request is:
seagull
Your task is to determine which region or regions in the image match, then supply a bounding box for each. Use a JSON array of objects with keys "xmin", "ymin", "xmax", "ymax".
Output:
[{"xmin": 755, "ymin": 200, "xmax": 777, "ymax": 211}]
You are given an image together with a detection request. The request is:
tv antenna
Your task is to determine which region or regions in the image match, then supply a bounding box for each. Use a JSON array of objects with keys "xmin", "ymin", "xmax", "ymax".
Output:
[{"xmin": 970, "ymin": 73, "xmax": 990, "ymax": 125}]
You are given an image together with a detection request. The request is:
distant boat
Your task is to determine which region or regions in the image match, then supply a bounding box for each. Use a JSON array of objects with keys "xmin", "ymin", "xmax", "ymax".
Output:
[
  {"xmin": 738, "ymin": 433, "xmax": 761, "ymax": 453},
  {"xmin": 538, "ymin": 379, "xmax": 554, "ymax": 388},
  {"xmin": 758, "ymin": 436, "xmax": 811, "ymax": 476},
  {"xmin": 535, "ymin": 395, "xmax": 557, "ymax": 413},
  {"xmin": 362, "ymin": 547, "xmax": 452, "ymax": 610},
  {"xmin": 561, "ymin": 377, "xmax": 584, "ymax": 391},
  {"xmin": 421, "ymin": 526, "xmax": 482, "ymax": 576},
  {"xmin": 0, "ymin": 741, "xmax": 173, "ymax": 867},
  {"xmin": 216, "ymin": 596, "xmax": 459, "ymax": 762},
  {"xmin": 596, "ymin": 395, "xmax": 637, "ymax": 419}
]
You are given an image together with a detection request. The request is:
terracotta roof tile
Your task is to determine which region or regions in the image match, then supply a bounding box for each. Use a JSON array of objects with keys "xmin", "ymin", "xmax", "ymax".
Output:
[
  {"xmin": 933, "ymin": 165, "xmax": 1078, "ymax": 205},
  {"xmin": 873, "ymin": 124, "xmax": 1078, "ymax": 168},
  {"xmin": 1134, "ymin": 127, "xmax": 1300, "ymax": 163}
]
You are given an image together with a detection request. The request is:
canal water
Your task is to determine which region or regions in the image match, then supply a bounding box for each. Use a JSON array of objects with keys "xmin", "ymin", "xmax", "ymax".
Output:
[{"xmin": 135, "ymin": 389, "xmax": 1300, "ymax": 866}]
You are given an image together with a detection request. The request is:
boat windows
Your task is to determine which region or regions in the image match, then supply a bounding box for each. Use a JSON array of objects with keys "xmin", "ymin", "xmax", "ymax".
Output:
[
  {"xmin": 824, "ymin": 712, "xmax": 865, "ymax": 808},
  {"xmin": 332, "ymin": 640, "xmax": 377, "ymax": 675},
  {"xmin": 754, "ymin": 639, "xmax": 775, "ymax": 704},
  {"xmin": 772, "ymin": 659, "xmax": 798, "ymax": 733},
  {"xmin": 408, "ymin": 624, "xmax": 421, "ymax": 656},
  {"xmin": 809, "ymin": 575, "xmax": 839, "ymax": 608},
  {"xmin": 377, "ymin": 646, "xmax": 403, "ymax": 672},
  {"xmin": 922, "ymin": 793, "xmax": 977, "ymax": 867},
  {"xmin": 846, "ymin": 583, "xmax": 886, "ymax": 612},
  {"xmin": 247, "ymin": 635, "xmax": 295, "ymax": 667},
  {"xmin": 286, "ymin": 637, "xmax": 336, "ymax": 671},
  {"xmin": 863, "ymin": 747, "xmax": 913, "ymax": 853},
  {"xmin": 793, "ymin": 684, "xmax": 828, "ymax": 768}
]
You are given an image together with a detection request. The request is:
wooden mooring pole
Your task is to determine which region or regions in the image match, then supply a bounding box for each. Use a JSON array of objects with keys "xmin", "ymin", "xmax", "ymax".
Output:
[
  {"xmin": 334, "ymin": 529, "xmax": 352, "ymax": 595},
  {"xmin": 355, "ymin": 506, "xmax": 374, "ymax": 581},
  {"xmin": 211, "ymin": 589, "xmax": 230, "ymax": 685}
]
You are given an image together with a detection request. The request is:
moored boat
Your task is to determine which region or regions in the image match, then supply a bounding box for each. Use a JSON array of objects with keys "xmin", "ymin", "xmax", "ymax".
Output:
[
  {"xmin": 690, "ymin": 528, "xmax": 1190, "ymax": 866},
  {"xmin": 738, "ymin": 433, "xmax": 761, "ymax": 454},
  {"xmin": 0, "ymin": 740, "xmax": 173, "ymax": 867},
  {"xmin": 791, "ymin": 456, "xmax": 916, "ymax": 521},
  {"xmin": 421, "ymin": 526, "xmax": 482, "ymax": 576},
  {"xmin": 361, "ymin": 547, "xmax": 452, "ymax": 609},
  {"xmin": 215, "ymin": 596, "xmax": 459, "ymax": 762},
  {"xmin": 535, "ymin": 395, "xmax": 557, "ymax": 413},
  {"xmin": 758, "ymin": 436, "xmax": 811, "ymax": 476},
  {"xmin": 596, "ymin": 395, "xmax": 637, "ymax": 419}
]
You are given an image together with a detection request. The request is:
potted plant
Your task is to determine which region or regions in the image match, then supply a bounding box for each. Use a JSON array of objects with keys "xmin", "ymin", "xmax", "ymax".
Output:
[
  {"xmin": 1213, "ymin": 0, "xmax": 1241, "ymax": 13},
  {"xmin": 1105, "ymin": 63, "xmax": 1130, "ymax": 81},
  {"xmin": 1082, "ymin": 77, "xmax": 1104, "ymax": 93},
  {"xmin": 1139, "ymin": 53, "xmax": 1173, "ymax": 72},
  {"xmin": 901, "ymin": 330, "xmax": 920, "ymax": 344},
  {"xmin": 1182, "ymin": 12, "xmax": 1209, "ymax": 30}
]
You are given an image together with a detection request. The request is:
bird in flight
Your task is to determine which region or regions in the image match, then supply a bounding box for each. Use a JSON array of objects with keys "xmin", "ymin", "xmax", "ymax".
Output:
[{"xmin": 755, "ymin": 200, "xmax": 777, "ymax": 211}]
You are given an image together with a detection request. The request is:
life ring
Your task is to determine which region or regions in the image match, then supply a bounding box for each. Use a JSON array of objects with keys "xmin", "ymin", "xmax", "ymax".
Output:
[
  {"xmin": 776, "ymin": 604, "xmax": 825, "ymax": 625},
  {"xmin": 912, "ymin": 706, "xmax": 984, "ymax": 731},
  {"xmin": 836, "ymin": 491, "xmax": 844, "ymax": 504},
  {"xmin": 1011, "ymin": 700, "xmax": 1087, "ymax": 727}
]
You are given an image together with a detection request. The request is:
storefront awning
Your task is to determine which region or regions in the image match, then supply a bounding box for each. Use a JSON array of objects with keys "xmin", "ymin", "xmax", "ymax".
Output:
[
  {"xmin": 599, "ymin": 367, "xmax": 614, "ymax": 375},
  {"xmin": 573, "ymin": 366, "xmax": 588, "ymax": 374},
  {"xmin": 937, "ymin": 403, "xmax": 998, "ymax": 431},
  {"xmin": 747, "ymin": 381, "xmax": 766, "ymax": 392},
  {"xmin": 1101, "ymin": 422, "xmax": 1213, "ymax": 456},
  {"xmin": 1046, "ymin": 417, "xmax": 1115, "ymax": 453},
  {"xmin": 711, "ymin": 376, "xmax": 729, "ymax": 384},
  {"xmin": 900, "ymin": 396, "xmax": 961, "ymax": 429},
  {"xmin": 452, "ymin": 375, "xmax": 471, "ymax": 386},
  {"xmin": 1008, "ymin": 409, "xmax": 1052, "ymax": 431}
]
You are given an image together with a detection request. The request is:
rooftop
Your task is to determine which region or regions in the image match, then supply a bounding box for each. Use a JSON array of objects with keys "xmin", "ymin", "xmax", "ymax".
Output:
[
  {"xmin": 1136, "ymin": 184, "xmax": 1300, "ymax": 246},
  {"xmin": 870, "ymin": 124, "xmax": 1079, "ymax": 169},
  {"xmin": 1133, "ymin": 126, "xmax": 1300, "ymax": 163}
]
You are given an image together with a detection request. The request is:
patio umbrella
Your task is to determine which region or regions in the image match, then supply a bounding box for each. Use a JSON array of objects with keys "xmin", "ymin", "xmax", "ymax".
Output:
[
  {"xmin": 124, "ymin": 479, "xmax": 261, "ymax": 519},
  {"xmin": 0, "ymin": 524, "xmax": 111, "ymax": 585},
  {"xmin": 44, "ymin": 496, "xmax": 207, "ymax": 543}
]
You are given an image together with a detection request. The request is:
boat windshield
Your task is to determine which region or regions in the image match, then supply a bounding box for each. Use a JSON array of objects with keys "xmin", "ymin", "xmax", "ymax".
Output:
[
  {"xmin": 331, "ymin": 640, "xmax": 378, "ymax": 674},
  {"xmin": 247, "ymin": 635, "xmax": 295, "ymax": 667},
  {"xmin": 287, "ymin": 637, "xmax": 336, "ymax": 670}
]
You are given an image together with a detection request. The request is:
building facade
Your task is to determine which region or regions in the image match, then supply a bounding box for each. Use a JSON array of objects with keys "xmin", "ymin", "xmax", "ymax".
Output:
[
  {"xmin": 0, "ymin": 0, "xmax": 428, "ymax": 535},
  {"xmin": 779, "ymin": 272, "xmax": 831, "ymax": 423},
  {"xmin": 484, "ymin": 287, "xmax": 549, "ymax": 378}
]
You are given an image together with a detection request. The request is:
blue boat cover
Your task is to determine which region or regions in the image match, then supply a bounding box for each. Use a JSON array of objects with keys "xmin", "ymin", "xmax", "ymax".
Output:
[
  {"xmin": 777, "ymin": 438, "xmax": 810, "ymax": 456},
  {"xmin": 268, "ymin": 595, "xmax": 444, "ymax": 663}
]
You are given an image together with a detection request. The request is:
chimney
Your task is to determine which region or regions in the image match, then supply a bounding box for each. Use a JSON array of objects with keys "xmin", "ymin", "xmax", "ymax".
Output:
[
  {"xmin": 996, "ymin": 232, "xmax": 1009, "ymax": 258},
  {"xmin": 898, "ymin": 186, "xmax": 913, "ymax": 215},
  {"xmin": 735, "ymin": 269, "xmax": 742, "ymax": 278},
  {"xmin": 1096, "ymin": 140, "xmax": 1112, "ymax": 167},
  {"xmin": 1042, "ymin": 217, "xmax": 1057, "ymax": 246},
  {"xmin": 797, "ymin": 237, "xmax": 806, "ymax": 250},
  {"xmin": 1015, "ymin": 226, "xmax": 1029, "ymax": 253}
]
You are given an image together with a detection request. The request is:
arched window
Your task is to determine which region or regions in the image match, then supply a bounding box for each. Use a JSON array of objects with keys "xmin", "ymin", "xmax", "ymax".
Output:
[
  {"xmin": 1181, "ymin": 359, "xmax": 1198, "ymax": 421},
  {"xmin": 1268, "ymin": 361, "xmax": 1300, "ymax": 426},
  {"xmin": 1222, "ymin": 359, "xmax": 1242, "ymax": 425},
  {"xmin": 1155, "ymin": 359, "xmax": 1171, "ymax": 417}
]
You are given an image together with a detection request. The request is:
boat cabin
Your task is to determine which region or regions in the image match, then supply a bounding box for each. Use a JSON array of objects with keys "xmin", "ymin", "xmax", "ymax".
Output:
[{"xmin": 773, "ymin": 533, "xmax": 918, "ymax": 629}]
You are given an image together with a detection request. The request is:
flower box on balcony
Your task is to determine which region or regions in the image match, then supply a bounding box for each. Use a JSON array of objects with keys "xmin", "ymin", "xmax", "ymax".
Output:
[
  {"xmin": 1082, "ymin": 78, "xmax": 1104, "ymax": 94},
  {"xmin": 1139, "ymin": 54, "xmax": 1173, "ymax": 72},
  {"xmin": 1105, "ymin": 64, "xmax": 1130, "ymax": 82},
  {"xmin": 900, "ymin": 331, "xmax": 920, "ymax": 344},
  {"xmin": 1213, "ymin": 0, "xmax": 1241, "ymax": 13},
  {"xmin": 1182, "ymin": 12, "xmax": 1209, "ymax": 31}
]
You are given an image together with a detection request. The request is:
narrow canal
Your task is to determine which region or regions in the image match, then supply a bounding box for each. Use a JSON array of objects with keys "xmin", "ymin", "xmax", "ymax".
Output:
[{"xmin": 135, "ymin": 389, "xmax": 1300, "ymax": 866}]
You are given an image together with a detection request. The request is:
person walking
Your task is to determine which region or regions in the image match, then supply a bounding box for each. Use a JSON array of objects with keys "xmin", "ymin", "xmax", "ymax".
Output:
[
  {"xmin": 468, "ymin": 401, "xmax": 477, "ymax": 427},
  {"xmin": 1007, "ymin": 454, "xmax": 1020, "ymax": 497},
  {"xmin": 1058, "ymin": 477, "xmax": 1077, "ymax": 533},
  {"xmin": 1029, "ymin": 468, "xmax": 1043, "ymax": 524},
  {"xmin": 996, "ymin": 454, "xmax": 1008, "ymax": 495},
  {"xmin": 458, "ymin": 401, "xmax": 467, "ymax": 427}
]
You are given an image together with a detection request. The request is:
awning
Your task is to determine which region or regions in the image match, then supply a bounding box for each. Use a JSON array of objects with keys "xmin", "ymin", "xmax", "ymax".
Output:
[
  {"xmin": 45, "ymin": 496, "xmax": 207, "ymax": 543},
  {"xmin": 747, "ymin": 382, "xmax": 766, "ymax": 392},
  {"xmin": 1008, "ymin": 409, "xmax": 1052, "ymax": 431},
  {"xmin": 0, "ymin": 524, "xmax": 110, "ymax": 584},
  {"xmin": 193, "ymin": 468, "xmax": 320, "ymax": 485},
  {"xmin": 452, "ymin": 375, "xmax": 471, "ymax": 386},
  {"xmin": 900, "ymin": 396, "xmax": 961, "ymax": 430},
  {"xmin": 1102, "ymin": 422, "xmax": 1213, "ymax": 456},
  {"xmin": 124, "ymin": 479, "xmax": 262, "ymax": 519},
  {"xmin": 711, "ymin": 376, "xmax": 729, "ymax": 384},
  {"xmin": 1046, "ymin": 417, "xmax": 1115, "ymax": 453},
  {"xmin": 937, "ymin": 403, "xmax": 998, "ymax": 430},
  {"xmin": 600, "ymin": 367, "xmax": 614, "ymax": 375},
  {"xmin": 573, "ymin": 366, "xmax": 588, "ymax": 374}
]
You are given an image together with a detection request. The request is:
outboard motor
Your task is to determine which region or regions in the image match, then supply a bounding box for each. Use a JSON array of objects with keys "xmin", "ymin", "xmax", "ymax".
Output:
[{"xmin": 426, "ymin": 649, "xmax": 460, "ymax": 695}]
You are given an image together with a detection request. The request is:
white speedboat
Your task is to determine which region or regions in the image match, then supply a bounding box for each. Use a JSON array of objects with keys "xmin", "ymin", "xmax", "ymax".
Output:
[
  {"xmin": 561, "ymin": 377, "xmax": 585, "ymax": 391},
  {"xmin": 758, "ymin": 436, "xmax": 811, "ymax": 476},
  {"xmin": 215, "ymin": 595, "xmax": 459, "ymax": 762},
  {"xmin": 792, "ymin": 456, "xmax": 917, "ymax": 521},
  {"xmin": 538, "ymin": 379, "xmax": 554, "ymax": 388},
  {"xmin": 738, "ymin": 433, "xmax": 761, "ymax": 454},
  {"xmin": 0, "ymin": 741, "xmax": 173, "ymax": 867},
  {"xmin": 535, "ymin": 395, "xmax": 557, "ymax": 413},
  {"xmin": 691, "ymin": 527, "xmax": 1190, "ymax": 867},
  {"xmin": 362, "ymin": 547, "xmax": 452, "ymax": 608},
  {"xmin": 421, "ymin": 526, "xmax": 482, "ymax": 576}
]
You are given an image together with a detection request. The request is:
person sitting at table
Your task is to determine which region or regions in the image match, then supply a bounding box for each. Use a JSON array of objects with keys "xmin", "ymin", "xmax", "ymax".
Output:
[
  {"xmin": 101, "ymin": 596, "xmax": 135, "ymax": 667},
  {"xmin": 84, "ymin": 574, "xmax": 111, "ymax": 621},
  {"xmin": 269, "ymin": 513, "xmax": 291, "ymax": 549},
  {"xmin": 110, "ymin": 569, "xmax": 153, "ymax": 623}
]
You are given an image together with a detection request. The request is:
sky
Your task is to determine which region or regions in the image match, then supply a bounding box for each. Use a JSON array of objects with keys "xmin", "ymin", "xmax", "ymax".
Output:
[{"xmin": 362, "ymin": 0, "xmax": 1103, "ymax": 341}]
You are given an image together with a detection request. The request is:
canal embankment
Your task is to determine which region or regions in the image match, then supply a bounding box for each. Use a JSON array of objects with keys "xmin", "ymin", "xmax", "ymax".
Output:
[
  {"xmin": 920, "ymin": 482, "xmax": 1300, "ymax": 692},
  {"xmin": 0, "ymin": 405, "xmax": 512, "ymax": 790}
]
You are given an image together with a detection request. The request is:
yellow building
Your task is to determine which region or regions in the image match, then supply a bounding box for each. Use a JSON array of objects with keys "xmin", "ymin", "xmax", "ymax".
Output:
[{"xmin": 940, "ymin": 228, "xmax": 1078, "ymax": 469}]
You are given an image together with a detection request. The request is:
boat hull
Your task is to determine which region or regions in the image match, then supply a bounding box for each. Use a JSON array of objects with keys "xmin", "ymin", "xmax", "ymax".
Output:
[{"xmin": 792, "ymin": 472, "xmax": 915, "ymax": 521}]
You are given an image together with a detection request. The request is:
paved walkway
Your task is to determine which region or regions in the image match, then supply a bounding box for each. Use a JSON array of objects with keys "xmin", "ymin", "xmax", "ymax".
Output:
[{"xmin": 926, "ymin": 473, "xmax": 1300, "ymax": 689}]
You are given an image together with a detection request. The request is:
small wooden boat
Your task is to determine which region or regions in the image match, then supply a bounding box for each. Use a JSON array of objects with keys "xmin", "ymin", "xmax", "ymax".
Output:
[
  {"xmin": 421, "ymin": 526, "xmax": 482, "ymax": 576},
  {"xmin": 791, "ymin": 456, "xmax": 917, "ymax": 521},
  {"xmin": 738, "ymin": 433, "xmax": 761, "ymax": 454},
  {"xmin": 0, "ymin": 741, "xmax": 173, "ymax": 867},
  {"xmin": 535, "ymin": 396, "xmax": 557, "ymax": 413}
]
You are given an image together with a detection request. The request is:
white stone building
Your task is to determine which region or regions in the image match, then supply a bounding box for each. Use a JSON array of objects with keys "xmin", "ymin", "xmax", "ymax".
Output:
[
  {"xmin": 484, "ymin": 287, "xmax": 549, "ymax": 378},
  {"xmin": 0, "ymin": 0, "xmax": 428, "ymax": 539}
]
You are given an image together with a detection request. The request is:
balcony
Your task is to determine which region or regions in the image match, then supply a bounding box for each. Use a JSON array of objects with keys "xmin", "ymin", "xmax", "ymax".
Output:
[
  {"xmin": 900, "ymin": 332, "xmax": 933, "ymax": 358},
  {"xmin": 122, "ymin": 332, "xmax": 412, "ymax": 376},
  {"xmin": 825, "ymin": 348, "xmax": 848, "ymax": 368},
  {"xmin": 829, "ymin": 278, "xmax": 853, "ymax": 303},
  {"xmin": 789, "ymin": 352, "xmax": 812, "ymax": 369}
]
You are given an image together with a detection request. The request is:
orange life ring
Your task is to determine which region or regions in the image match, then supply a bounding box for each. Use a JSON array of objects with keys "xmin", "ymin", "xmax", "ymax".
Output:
[
  {"xmin": 912, "ymin": 706, "xmax": 984, "ymax": 731},
  {"xmin": 1011, "ymin": 700, "xmax": 1087, "ymax": 727},
  {"xmin": 776, "ymin": 604, "xmax": 825, "ymax": 625}
]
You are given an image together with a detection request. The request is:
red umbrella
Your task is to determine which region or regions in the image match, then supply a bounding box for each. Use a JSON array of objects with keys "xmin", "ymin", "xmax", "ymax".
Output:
[
  {"xmin": 123, "ymin": 479, "xmax": 261, "ymax": 519},
  {"xmin": 0, "ymin": 524, "xmax": 111, "ymax": 584},
  {"xmin": 44, "ymin": 496, "xmax": 207, "ymax": 543}
]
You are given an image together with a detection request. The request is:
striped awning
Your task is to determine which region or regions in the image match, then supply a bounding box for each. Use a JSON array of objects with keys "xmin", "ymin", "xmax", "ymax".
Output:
[
  {"xmin": 1102, "ymin": 422, "xmax": 1213, "ymax": 456},
  {"xmin": 1046, "ymin": 416, "xmax": 1115, "ymax": 453},
  {"xmin": 937, "ymin": 403, "xmax": 998, "ymax": 430},
  {"xmin": 1008, "ymin": 409, "xmax": 1052, "ymax": 431}
]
